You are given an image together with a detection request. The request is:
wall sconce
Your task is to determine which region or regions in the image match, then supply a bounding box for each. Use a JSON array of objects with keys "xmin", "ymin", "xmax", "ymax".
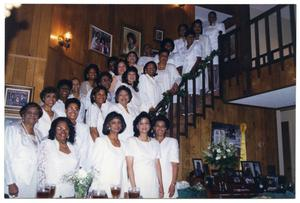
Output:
[{"xmin": 58, "ymin": 32, "xmax": 72, "ymax": 49}]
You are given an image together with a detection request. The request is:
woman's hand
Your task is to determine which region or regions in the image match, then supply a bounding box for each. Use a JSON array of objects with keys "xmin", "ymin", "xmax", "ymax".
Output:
[
  {"xmin": 168, "ymin": 183, "xmax": 176, "ymax": 198},
  {"xmin": 8, "ymin": 183, "xmax": 18, "ymax": 197},
  {"xmin": 159, "ymin": 184, "xmax": 164, "ymax": 198}
]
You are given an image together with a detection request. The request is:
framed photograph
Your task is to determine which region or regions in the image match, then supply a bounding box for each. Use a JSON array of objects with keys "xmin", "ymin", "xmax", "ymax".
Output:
[
  {"xmin": 154, "ymin": 28, "xmax": 164, "ymax": 42},
  {"xmin": 241, "ymin": 161, "xmax": 262, "ymax": 178},
  {"xmin": 89, "ymin": 24, "xmax": 112, "ymax": 57},
  {"xmin": 192, "ymin": 158, "xmax": 203, "ymax": 177},
  {"xmin": 5, "ymin": 113, "xmax": 21, "ymax": 129},
  {"xmin": 121, "ymin": 26, "xmax": 141, "ymax": 57},
  {"xmin": 5, "ymin": 84, "xmax": 34, "ymax": 112}
]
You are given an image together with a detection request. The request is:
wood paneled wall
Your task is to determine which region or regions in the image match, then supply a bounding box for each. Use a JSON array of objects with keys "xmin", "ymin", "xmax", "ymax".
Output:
[{"xmin": 178, "ymin": 99, "xmax": 278, "ymax": 180}]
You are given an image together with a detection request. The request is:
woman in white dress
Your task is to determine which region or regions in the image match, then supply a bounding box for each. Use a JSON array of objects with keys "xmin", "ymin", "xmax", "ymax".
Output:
[
  {"xmin": 86, "ymin": 86, "xmax": 111, "ymax": 141},
  {"xmin": 52, "ymin": 79, "xmax": 72, "ymax": 117},
  {"xmin": 68, "ymin": 77, "xmax": 86, "ymax": 122},
  {"xmin": 37, "ymin": 117, "xmax": 79, "ymax": 198},
  {"xmin": 153, "ymin": 115, "xmax": 179, "ymax": 198},
  {"xmin": 137, "ymin": 43, "xmax": 154, "ymax": 68},
  {"xmin": 65, "ymin": 98, "xmax": 93, "ymax": 171},
  {"xmin": 80, "ymin": 64, "xmax": 99, "ymax": 97},
  {"xmin": 35, "ymin": 87, "xmax": 58, "ymax": 141},
  {"xmin": 126, "ymin": 112, "xmax": 164, "ymax": 198},
  {"xmin": 5, "ymin": 103, "xmax": 43, "ymax": 198},
  {"xmin": 121, "ymin": 66, "xmax": 141, "ymax": 113},
  {"xmin": 109, "ymin": 85, "xmax": 138, "ymax": 142},
  {"xmin": 138, "ymin": 61, "xmax": 163, "ymax": 112},
  {"xmin": 109, "ymin": 59, "xmax": 128, "ymax": 100},
  {"xmin": 173, "ymin": 23, "xmax": 188, "ymax": 55},
  {"xmin": 126, "ymin": 51, "xmax": 143, "ymax": 75},
  {"xmin": 90, "ymin": 112, "xmax": 128, "ymax": 198}
]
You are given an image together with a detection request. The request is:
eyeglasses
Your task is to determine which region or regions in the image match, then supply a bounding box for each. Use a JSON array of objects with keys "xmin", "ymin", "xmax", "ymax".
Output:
[{"xmin": 56, "ymin": 126, "xmax": 69, "ymax": 132}]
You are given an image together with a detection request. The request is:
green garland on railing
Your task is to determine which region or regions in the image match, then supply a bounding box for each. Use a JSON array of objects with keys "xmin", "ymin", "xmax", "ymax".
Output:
[{"xmin": 149, "ymin": 49, "xmax": 219, "ymax": 118}]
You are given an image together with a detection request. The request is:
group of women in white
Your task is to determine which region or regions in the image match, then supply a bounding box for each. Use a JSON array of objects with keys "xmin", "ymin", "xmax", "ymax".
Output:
[{"xmin": 5, "ymin": 14, "xmax": 224, "ymax": 199}]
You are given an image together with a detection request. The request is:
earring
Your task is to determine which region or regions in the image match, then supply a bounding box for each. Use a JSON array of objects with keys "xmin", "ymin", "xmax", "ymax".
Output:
[{"xmin": 108, "ymin": 127, "xmax": 111, "ymax": 131}]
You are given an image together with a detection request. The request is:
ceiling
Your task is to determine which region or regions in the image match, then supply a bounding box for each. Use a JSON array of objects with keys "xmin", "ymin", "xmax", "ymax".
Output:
[{"xmin": 228, "ymin": 86, "xmax": 296, "ymax": 109}]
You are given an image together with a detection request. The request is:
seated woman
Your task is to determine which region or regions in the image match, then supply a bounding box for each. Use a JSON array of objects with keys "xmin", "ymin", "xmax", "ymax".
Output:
[
  {"xmin": 90, "ymin": 112, "xmax": 128, "ymax": 198},
  {"xmin": 121, "ymin": 66, "xmax": 141, "ymax": 113},
  {"xmin": 34, "ymin": 86, "xmax": 59, "ymax": 141},
  {"xmin": 80, "ymin": 64, "xmax": 99, "ymax": 97},
  {"xmin": 5, "ymin": 102, "xmax": 43, "ymax": 198},
  {"xmin": 138, "ymin": 61, "xmax": 162, "ymax": 112},
  {"xmin": 37, "ymin": 117, "xmax": 79, "ymax": 198},
  {"xmin": 86, "ymin": 86, "xmax": 112, "ymax": 141},
  {"xmin": 52, "ymin": 79, "xmax": 72, "ymax": 117},
  {"xmin": 65, "ymin": 98, "xmax": 93, "ymax": 171},
  {"xmin": 109, "ymin": 85, "xmax": 138, "ymax": 142},
  {"xmin": 153, "ymin": 115, "xmax": 179, "ymax": 198},
  {"xmin": 126, "ymin": 112, "xmax": 164, "ymax": 198}
]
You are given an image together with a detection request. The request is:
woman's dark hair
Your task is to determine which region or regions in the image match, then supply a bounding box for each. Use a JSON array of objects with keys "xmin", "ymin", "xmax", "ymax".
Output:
[
  {"xmin": 158, "ymin": 48, "xmax": 170, "ymax": 56},
  {"xmin": 102, "ymin": 111, "xmax": 126, "ymax": 135},
  {"xmin": 133, "ymin": 111, "xmax": 153, "ymax": 137},
  {"xmin": 177, "ymin": 23, "xmax": 189, "ymax": 33},
  {"xmin": 90, "ymin": 86, "xmax": 108, "ymax": 104},
  {"xmin": 143, "ymin": 61, "xmax": 158, "ymax": 76},
  {"xmin": 126, "ymin": 51, "xmax": 139, "ymax": 64},
  {"xmin": 152, "ymin": 114, "xmax": 170, "ymax": 130},
  {"xmin": 107, "ymin": 56, "xmax": 118, "ymax": 71},
  {"xmin": 114, "ymin": 59, "xmax": 128, "ymax": 75},
  {"xmin": 19, "ymin": 102, "xmax": 43, "ymax": 118},
  {"xmin": 160, "ymin": 38, "xmax": 175, "ymax": 51},
  {"xmin": 65, "ymin": 98, "xmax": 81, "ymax": 110},
  {"xmin": 83, "ymin": 64, "xmax": 99, "ymax": 81},
  {"xmin": 184, "ymin": 28, "xmax": 196, "ymax": 38},
  {"xmin": 208, "ymin": 11, "xmax": 217, "ymax": 18},
  {"xmin": 115, "ymin": 85, "xmax": 132, "ymax": 103},
  {"xmin": 127, "ymin": 32, "xmax": 137, "ymax": 44},
  {"xmin": 122, "ymin": 66, "xmax": 139, "ymax": 92},
  {"xmin": 40, "ymin": 86, "xmax": 58, "ymax": 103},
  {"xmin": 192, "ymin": 19, "xmax": 203, "ymax": 34},
  {"xmin": 98, "ymin": 71, "xmax": 113, "ymax": 86},
  {"xmin": 48, "ymin": 117, "xmax": 75, "ymax": 144},
  {"xmin": 57, "ymin": 79, "xmax": 72, "ymax": 90}
]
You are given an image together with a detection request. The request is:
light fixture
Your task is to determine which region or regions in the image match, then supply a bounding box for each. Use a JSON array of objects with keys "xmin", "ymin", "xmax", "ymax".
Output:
[{"xmin": 58, "ymin": 32, "xmax": 72, "ymax": 49}]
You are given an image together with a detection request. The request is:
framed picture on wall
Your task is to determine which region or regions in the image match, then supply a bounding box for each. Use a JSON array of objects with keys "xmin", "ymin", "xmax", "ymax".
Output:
[
  {"xmin": 154, "ymin": 28, "xmax": 164, "ymax": 42},
  {"xmin": 89, "ymin": 24, "xmax": 112, "ymax": 57},
  {"xmin": 192, "ymin": 158, "xmax": 203, "ymax": 177},
  {"xmin": 5, "ymin": 84, "xmax": 34, "ymax": 112},
  {"xmin": 121, "ymin": 26, "xmax": 141, "ymax": 57}
]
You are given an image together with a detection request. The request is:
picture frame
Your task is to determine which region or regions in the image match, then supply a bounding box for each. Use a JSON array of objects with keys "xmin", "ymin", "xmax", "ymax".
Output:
[
  {"xmin": 89, "ymin": 24, "xmax": 112, "ymax": 57},
  {"xmin": 154, "ymin": 28, "xmax": 164, "ymax": 42},
  {"xmin": 192, "ymin": 158, "xmax": 203, "ymax": 177},
  {"xmin": 121, "ymin": 26, "xmax": 141, "ymax": 57},
  {"xmin": 241, "ymin": 161, "xmax": 262, "ymax": 178},
  {"xmin": 5, "ymin": 84, "xmax": 34, "ymax": 112}
]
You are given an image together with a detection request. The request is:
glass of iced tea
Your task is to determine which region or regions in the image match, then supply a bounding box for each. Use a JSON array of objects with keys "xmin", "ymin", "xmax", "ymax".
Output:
[
  {"xmin": 110, "ymin": 185, "xmax": 121, "ymax": 198},
  {"xmin": 128, "ymin": 187, "xmax": 140, "ymax": 199},
  {"xmin": 46, "ymin": 184, "xmax": 56, "ymax": 198},
  {"xmin": 36, "ymin": 187, "xmax": 50, "ymax": 198},
  {"xmin": 91, "ymin": 190, "xmax": 107, "ymax": 198}
]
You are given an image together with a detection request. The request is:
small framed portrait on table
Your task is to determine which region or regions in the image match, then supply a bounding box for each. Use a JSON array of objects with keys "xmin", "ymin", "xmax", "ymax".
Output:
[{"xmin": 192, "ymin": 158, "xmax": 203, "ymax": 177}]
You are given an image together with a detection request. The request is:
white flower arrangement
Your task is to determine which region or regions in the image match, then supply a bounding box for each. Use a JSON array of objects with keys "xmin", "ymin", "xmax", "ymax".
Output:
[{"xmin": 203, "ymin": 138, "xmax": 239, "ymax": 173}]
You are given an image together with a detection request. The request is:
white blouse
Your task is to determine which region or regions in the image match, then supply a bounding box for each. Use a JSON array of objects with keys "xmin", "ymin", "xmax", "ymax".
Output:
[
  {"xmin": 138, "ymin": 74, "xmax": 163, "ymax": 112},
  {"xmin": 80, "ymin": 81, "xmax": 93, "ymax": 98},
  {"xmin": 34, "ymin": 108, "xmax": 58, "ymax": 141},
  {"xmin": 108, "ymin": 103, "xmax": 138, "ymax": 142},
  {"xmin": 195, "ymin": 34, "xmax": 212, "ymax": 58},
  {"xmin": 159, "ymin": 137, "xmax": 179, "ymax": 198},
  {"xmin": 89, "ymin": 136, "xmax": 128, "ymax": 198},
  {"xmin": 52, "ymin": 99, "xmax": 66, "ymax": 118},
  {"xmin": 5, "ymin": 123, "xmax": 39, "ymax": 198},
  {"xmin": 68, "ymin": 93, "xmax": 86, "ymax": 123},
  {"xmin": 37, "ymin": 139, "xmax": 79, "ymax": 198},
  {"xmin": 86, "ymin": 102, "xmax": 112, "ymax": 137},
  {"xmin": 125, "ymin": 137, "xmax": 161, "ymax": 198},
  {"xmin": 137, "ymin": 56, "xmax": 154, "ymax": 70},
  {"xmin": 174, "ymin": 38, "xmax": 186, "ymax": 55}
]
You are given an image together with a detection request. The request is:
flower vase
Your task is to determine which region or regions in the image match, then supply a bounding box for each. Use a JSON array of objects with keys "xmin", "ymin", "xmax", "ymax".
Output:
[{"xmin": 74, "ymin": 183, "xmax": 88, "ymax": 198}]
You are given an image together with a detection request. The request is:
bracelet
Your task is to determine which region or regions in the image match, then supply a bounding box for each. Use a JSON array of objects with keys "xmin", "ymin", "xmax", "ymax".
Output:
[{"xmin": 171, "ymin": 182, "xmax": 176, "ymax": 186}]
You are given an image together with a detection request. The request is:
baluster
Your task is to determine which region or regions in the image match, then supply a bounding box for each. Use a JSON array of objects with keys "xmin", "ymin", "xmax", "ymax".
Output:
[
  {"xmin": 192, "ymin": 77, "xmax": 196, "ymax": 127},
  {"xmin": 169, "ymin": 95, "xmax": 174, "ymax": 138},
  {"xmin": 276, "ymin": 8, "xmax": 284, "ymax": 70},
  {"xmin": 184, "ymin": 80, "xmax": 188, "ymax": 137}
]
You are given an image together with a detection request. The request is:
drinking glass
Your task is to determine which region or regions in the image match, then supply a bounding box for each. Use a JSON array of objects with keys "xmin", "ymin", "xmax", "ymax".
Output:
[
  {"xmin": 91, "ymin": 190, "xmax": 107, "ymax": 198},
  {"xmin": 110, "ymin": 185, "xmax": 121, "ymax": 198},
  {"xmin": 46, "ymin": 184, "xmax": 56, "ymax": 198},
  {"xmin": 128, "ymin": 187, "xmax": 140, "ymax": 199},
  {"xmin": 36, "ymin": 187, "xmax": 50, "ymax": 198}
]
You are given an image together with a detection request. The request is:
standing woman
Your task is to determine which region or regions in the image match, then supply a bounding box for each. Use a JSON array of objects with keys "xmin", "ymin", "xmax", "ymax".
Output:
[
  {"xmin": 126, "ymin": 112, "xmax": 164, "ymax": 198},
  {"xmin": 37, "ymin": 117, "xmax": 79, "ymax": 198},
  {"xmin": 86, "ymin": 86, "xmax": 111, "ymax": 141},
  {"xmin": 121, "ymin": 66, "xmax": 141, "ymax": 113},
  {"xmin": 34, "ymin": 87, "xmax": 59, "ymax": 141},
  {"xmin": 90, "ymin": 112, "xmax": 128, "ymax": 198},
  {"xmin": 80, "ymin": 64, "xmax": 99, "ymax": 97},
  {"xmin": 126, "ymin": 51, "xmax": 143, "ymax": 75},
  {"xmin": 68, "ymin": 77, "xmax": 86, "ymax": 123},
  {"xmin": 138, "ymin": 61, "xmax": 162, "ymax": 112},
  {"xmin": 153, "ymin": 115, "xmax": 179, "ymax": 198},
  {"xmin": 109, "ymin": 59, "xmax": 128, "ymax": 100},
  {"xmin": 52, "ymin": 79, "xmax": 72, "ymax": 117},
  {"xmin": 5, "ymin": 102, "xmax": 43, "ymax": 198},
  {"xmin": 109, "ymin": 85, "xmax": 138, "ymax": 142}
]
